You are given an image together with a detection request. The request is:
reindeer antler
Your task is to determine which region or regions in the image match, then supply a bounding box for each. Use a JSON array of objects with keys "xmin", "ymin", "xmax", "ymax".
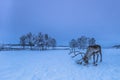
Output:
[{"xmin": 72, "ymin": 52, "xmax": 85, "ymax": 58}]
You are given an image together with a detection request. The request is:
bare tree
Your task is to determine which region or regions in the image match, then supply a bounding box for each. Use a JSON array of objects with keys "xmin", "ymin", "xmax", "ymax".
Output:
[
  {"xmin": 69, "ymin": 39, "xmax": 78, "ymax": 54},
  {"xmin": 44, "ymin": 34, "xmax": 49, "ymax": 50},
  {"xmin": 89, "ymin": 38, "xmax": 96, "ymax": 46},
  {"xmin": 0, "ymin": 44, "xmax": 4, "ymax": 51},
  {"xmin": 19, "ymin": 32, "xmax": 57, "ymax": 50},
  {"xmin": 46, "ymin": 37, "xmax": 56, "ymax": 49},
  {"xmin": 51, "ymin": 38, "xmax": 56, "ymax": 49},
  {"xmin": 77, "ymin": 36, "xmax": 88, "ymax": 50},
  {"xmin": 20, "ymin": 35, "xmax": 26, "ymax": 49},
  {"xmin": 36, "ymin": 32, "xmax": 44, "ymax": 50},
  {"xmin": 26, "ymin": 32, "xmax": 35, "ymax": 50}
]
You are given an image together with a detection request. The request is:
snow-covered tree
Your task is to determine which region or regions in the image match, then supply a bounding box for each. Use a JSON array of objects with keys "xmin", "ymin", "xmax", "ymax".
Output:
[
  {"xmin": 69, "ymin": 36, "xmax": 96, "ymax": 50},
  {"xmin": 44, "ymin": 34, "xmax": 49, "ymax": 50},
  {"xmin": 35, "ymin": 32, "xmax": 43, "ymax": 50},
  {"xmin": 77, "ymin": 36, "xmax": 88, "ymax": 49},
  {"xmin": 46, "ymin": 37, "xmax": 56, "ymax": 49},
  {"xmin": 20, "ymin": 35, "xmax": 27, "ymax": 49},
  {"xmin": 19, "ymin": 32, "xmax": 57, "ymax": 50},
  {"xmin": 89, "ymin": 38, "xmax": 96, "ymax": 46},
  {"xmin": 69, "ymin": 39, "xmax": 78, "ymax": 53},
  {"xmin": 0, "ymin": 44, "xmax": 4, "ymax": 51},
  {"xmin": 50, "ymin": 38, "xmax": 56, "ymax": 49},
  {"xmin": 26, "ymin": 32, "xmax": 35, "ymax": 50}
]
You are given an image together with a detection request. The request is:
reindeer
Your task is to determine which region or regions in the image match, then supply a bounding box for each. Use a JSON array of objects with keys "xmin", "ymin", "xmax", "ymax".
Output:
[
  {"xmin": 77, "ymin": 45, "xmax": 102, "ymax": 65},
  {"xmin": 82, "ymin": 45, "xmax": 102, "ymax": 65}
]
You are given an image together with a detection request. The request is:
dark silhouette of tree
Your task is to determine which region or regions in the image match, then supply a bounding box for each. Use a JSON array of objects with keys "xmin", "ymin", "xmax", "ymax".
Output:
[
  {"xmin": 44, "ymin": 34, "xmax": 49, "ymax": 50},
  {"xmin": 26, "ymin": 32, "xmax": 35, "ymax": 50},
  {"xmin": 0, "ymin": 44, "xmax": 4, "ymax": 51},
  {"xmin": 46, "ymin": 37, "xmax": 56, "ymax": 49},
  {"xmin": 36, "ymin": 32, "xmax": 44, "ymax": 50},
  {"xmin": 69, "ymin": 39, "xmax": 78, "ymax": 53},
  {"xmin": 20, "ymin": 35, "xmax": 27, "ymax": 49},
  {"xmin": 51, "ymin": 38, "xmax": 56, "ymax": 49}
]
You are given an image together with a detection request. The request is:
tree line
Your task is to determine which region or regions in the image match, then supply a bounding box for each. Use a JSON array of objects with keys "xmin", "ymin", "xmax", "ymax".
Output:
[
  {"xmin": 69, "ymin": 36, "xmax": 96, "ymax": 52},
  {"xmin": 20, "ymin": 32, "xmax": 56, "ymax": 50}
]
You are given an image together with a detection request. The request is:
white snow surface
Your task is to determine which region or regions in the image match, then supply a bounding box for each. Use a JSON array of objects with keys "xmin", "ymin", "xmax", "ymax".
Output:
[{"xmin": 0, "ymin": 49, "xmax": 120, "ymax": 80}]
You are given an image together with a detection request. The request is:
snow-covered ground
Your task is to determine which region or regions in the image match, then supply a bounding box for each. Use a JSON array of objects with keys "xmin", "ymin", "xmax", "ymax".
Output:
[{"xmin": 0, "ymin": 49, "xmax": 120, "ymax": 80}]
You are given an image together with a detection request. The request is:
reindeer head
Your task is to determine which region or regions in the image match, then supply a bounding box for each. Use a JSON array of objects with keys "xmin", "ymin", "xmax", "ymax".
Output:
[{"xmin": 83, "ymin": 56, "xmax": 89, "ymax": 64}]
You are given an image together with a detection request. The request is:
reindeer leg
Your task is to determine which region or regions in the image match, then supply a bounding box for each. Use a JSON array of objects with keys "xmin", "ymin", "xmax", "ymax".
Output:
[
  {"xmin": 100, "ymin": 50, "xmax": 102, "ymax": 62},
  {"xmin": 93, "ymin": 54, "xmax": 95, "ymax": 64},
  {"xmin": 92, "ymin": 54, "xmax": 98, "ymax": 66},
  {"xmin": 96, "ymin": 54, "xmax": 99, "ymax": 63}
]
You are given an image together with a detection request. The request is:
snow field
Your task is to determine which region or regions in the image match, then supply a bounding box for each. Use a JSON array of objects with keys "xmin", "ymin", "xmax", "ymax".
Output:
[{"xmin": 0, "ymin": 49, "xmax": 120, "ymax": 80}]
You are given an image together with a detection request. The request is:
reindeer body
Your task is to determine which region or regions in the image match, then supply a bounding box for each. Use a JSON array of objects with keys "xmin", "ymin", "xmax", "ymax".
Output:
[{"xmin": 83, "ymin": 45, "xmax": 102, "ymax": 65}]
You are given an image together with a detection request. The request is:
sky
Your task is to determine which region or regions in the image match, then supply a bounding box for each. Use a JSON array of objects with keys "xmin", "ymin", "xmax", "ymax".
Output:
[{"xmin": 0, "ymin": 0, "xmax": 120, "ymax": 47}]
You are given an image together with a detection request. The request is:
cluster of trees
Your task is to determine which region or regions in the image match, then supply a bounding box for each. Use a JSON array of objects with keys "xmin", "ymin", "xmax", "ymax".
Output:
[
  {"xmin": 69, "ymin": 36, "xmax": 96, "ymax": 51},
  {"xmin": 112, "ymin": 45, "xmax": 120, "ymax": 49},
  {"xmin": 0, "ymin": 44, "xmax": 4, "ymax": 51},
  {"xmin": 20, "ymin": 32, "xmax": 56, "ymax": 50}
]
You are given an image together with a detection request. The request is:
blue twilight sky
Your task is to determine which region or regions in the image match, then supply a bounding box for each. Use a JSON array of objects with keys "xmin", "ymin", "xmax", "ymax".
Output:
[{"xmin": 0, "ymin": 0, "xmax": 120, "ymax": 47}]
